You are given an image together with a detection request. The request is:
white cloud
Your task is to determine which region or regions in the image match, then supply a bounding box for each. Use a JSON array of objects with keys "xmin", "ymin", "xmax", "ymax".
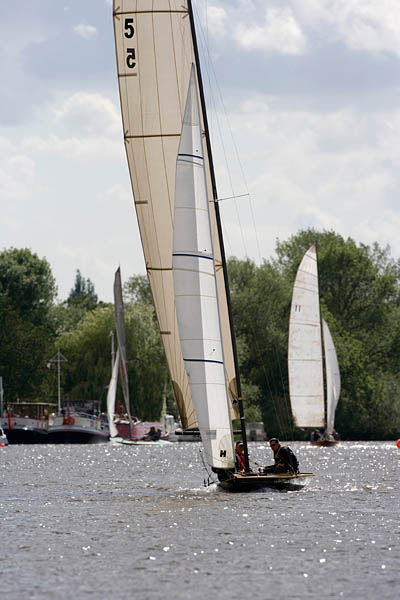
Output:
[
  {"xmin": 235, "ymin": 7, "xmax": 307, "ymax": 54},
  {"xmin": 294, "ymin": 0, "xmax": 400, "ymax": 56},
  {"xmin": 0, "ymin": 155, "xmax": 36, "ymax": 202},
  {"xmin": 73, "ymin": 24, "xmax": 97, "ymax": 39},
  {"xmin": 207, "ymin": 6, "xmax": 228, "ymax": 36},
  {"xmin": 54, "ymin": 92, "xmax": 121, "ymax": 137},
  {"xmin": 211, "ymin": 96, "xmax": 400, "ymax": 262}
]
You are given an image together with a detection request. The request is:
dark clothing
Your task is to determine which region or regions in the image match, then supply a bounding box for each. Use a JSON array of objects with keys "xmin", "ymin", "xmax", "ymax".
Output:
[
  {"xmin": 310, "ymin": 430, "xmax": 321, "ymax": 442},
  {"xmin": 264, "ymin": 445, "xmax": 298, "ymax": 474}
]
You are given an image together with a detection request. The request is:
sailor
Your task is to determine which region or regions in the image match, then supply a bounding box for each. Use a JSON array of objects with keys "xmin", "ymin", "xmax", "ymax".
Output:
[
  {"xmin": 310, "ymin": 429, "xmax": 322, "ymax": 442},
  {"xmin": 235, "ymin": 440, "xmax": 246, "ymax": 472},
  {"xmin": 263, "ymin": 438, "xmax": 299, "ymax": 474},
  {"xmin": 142, "ymin": 426, "xmax": 158, "ymax": 441}
]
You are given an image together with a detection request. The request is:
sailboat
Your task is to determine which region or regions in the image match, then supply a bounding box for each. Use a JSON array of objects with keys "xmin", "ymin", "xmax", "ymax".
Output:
[
  {"xmin": 113, "ymin": 0, "xmax": 313, "ymax": 489},
  {"xmin": 288, "ymin": 245, "xmax": 341, "ymax": 446}
]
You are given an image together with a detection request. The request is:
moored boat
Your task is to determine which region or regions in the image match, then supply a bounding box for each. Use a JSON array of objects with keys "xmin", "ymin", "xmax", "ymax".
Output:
[
  {"xmin": 2, "ymin": 402, "xmax": 56, "ymax": 444},
  {"xmin": 48, "ymin": 400, "xmax": 109, "ymax": 443}
]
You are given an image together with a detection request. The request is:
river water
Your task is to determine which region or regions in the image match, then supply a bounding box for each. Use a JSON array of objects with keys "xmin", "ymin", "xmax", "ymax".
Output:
[{"xmin": 1, "ymin": 441, "xmax": 399, "ymax": 599}]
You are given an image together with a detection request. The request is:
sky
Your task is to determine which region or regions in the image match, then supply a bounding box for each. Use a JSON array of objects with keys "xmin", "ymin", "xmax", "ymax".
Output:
[{"xmin": 2, "ymin": 0, "xmax": 400, "ymax": 301}]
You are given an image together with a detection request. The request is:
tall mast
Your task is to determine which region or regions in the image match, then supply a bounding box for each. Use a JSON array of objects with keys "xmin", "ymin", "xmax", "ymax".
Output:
[{"xmin": 187, "ymin": 0, "xmax": 250, "ymax": 471}]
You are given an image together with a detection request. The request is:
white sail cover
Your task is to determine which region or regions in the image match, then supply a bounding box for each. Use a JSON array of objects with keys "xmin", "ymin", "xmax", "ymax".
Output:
[
  {"xmin": 288, "ymin": 245, "xmax": 325, "ymax": 427},
  {"xmin": 107, "ymin": 348, "xmax": 120, "ymax": 438},
  {"xmin": 173, "ymin": 67, "xmax": 234, "ymax": 470},
  {"xmin": 113, "ymin": 0, "xmax": 238, "ymax": 429},
  {"xmin": 113, "ymin": 267, "xmax": 134, "ymax": 429},
  {"xmin": 322, "ymin": 319, "xmax": 341, "ymax": 435}
]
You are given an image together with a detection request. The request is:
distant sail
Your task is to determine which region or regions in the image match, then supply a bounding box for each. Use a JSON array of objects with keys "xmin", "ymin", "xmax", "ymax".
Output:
[
  {"xmin": 173, "ymin": 67, "xmax": 234, "ymax": 469},
  {"xmin": 322, "ymin": 319, "xmax": 341, "ymax": 435},
  {"xmin": 112, "ymin": 0, "xmax": 238, "ymax": 429},
  {"xmin": 107, "ymin": 347, "xmax": 120, "ymax": 438},
  {"xmin": 288, "ymin": 245, "xmax": 325, "ymax": 427},
  {"xmin": 113, "ymin": 267, "xmax": 134, "ymax": 431}
]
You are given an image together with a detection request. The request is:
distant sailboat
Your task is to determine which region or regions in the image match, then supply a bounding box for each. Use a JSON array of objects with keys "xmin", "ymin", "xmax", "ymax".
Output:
[
  {"xmin": 288, "ymin": 245, "xmax": 341, "ymax": 446},
  {"xmin": 113, "ymin": 1, "xmax": 313, "ymax": 488},
  {"xmin": 113, "ymin": 267, "xmax": 135, "ymax": 437}
]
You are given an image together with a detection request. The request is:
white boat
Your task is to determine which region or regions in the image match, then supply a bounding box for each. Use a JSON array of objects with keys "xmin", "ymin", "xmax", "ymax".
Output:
[
  {"xmin": 113, "ymin": 1, "xmax": 313, "ymax": 490},
  {"xmin": 288, "ymin": 245, "xmax": 341, "ymax": 446},
  {"xmin": 2, "ymin": 402, "xmax": 57, "ymax": 444},
  {"xmin": 48, "ymin": 400, "xmax": 109, "ymax": 443}
]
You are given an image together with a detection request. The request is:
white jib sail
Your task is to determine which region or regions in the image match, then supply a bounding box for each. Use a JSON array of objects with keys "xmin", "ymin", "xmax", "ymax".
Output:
[
  {"xmin": 173, "ymin": 66, "xmax": 234, "ymax": 470},
  {"xmin": 288, "ymin": 244, "xmax": 325, "ymax": 427},
  {"xmin": 322, "ymin": 319, "xmax": 341, "ymax": 435},
  {"xmin": 107, "ymin": 348, "xmax": 120, "ymax": 438}
]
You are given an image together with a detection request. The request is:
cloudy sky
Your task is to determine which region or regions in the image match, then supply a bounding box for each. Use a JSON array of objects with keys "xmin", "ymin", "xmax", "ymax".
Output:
[{"xmin": 2, "ymin": 0, "xmax": 400, "ymax": 301}]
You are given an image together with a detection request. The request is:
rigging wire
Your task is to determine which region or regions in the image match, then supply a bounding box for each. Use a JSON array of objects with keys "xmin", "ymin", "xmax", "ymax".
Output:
[{"xmin": 192, "ymin": 1, "xmax": 294, "ymax": 439}]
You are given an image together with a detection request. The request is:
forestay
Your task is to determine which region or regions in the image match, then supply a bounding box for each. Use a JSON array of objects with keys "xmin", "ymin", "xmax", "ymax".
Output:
[
  {"xmin": 322, "ymin": 319, "xmax": 341, "ymax": 435},
  {"xmin": 288, "ymin": 245, "xmax": 325, "ymax": 427},
  {"xmin": 106, "ymin": 348, "xmax": 120, "ymax": 438},
  {"xmin": 112, "ymin": 0, "xmax": 238, "ymax": 429},
  {"xmin": 173, "ymin": 67, "xmax": 234, "ymax": 470}
]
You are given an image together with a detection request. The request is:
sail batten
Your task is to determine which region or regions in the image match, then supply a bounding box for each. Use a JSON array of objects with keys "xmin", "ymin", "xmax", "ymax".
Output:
[{"xmin": 288, "ymin": 244, "xmax": 325, "ymax": 427}]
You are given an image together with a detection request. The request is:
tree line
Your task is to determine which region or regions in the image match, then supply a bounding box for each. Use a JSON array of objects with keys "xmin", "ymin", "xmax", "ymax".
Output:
[{"xmin": 1, "ymin": 228, "xmax": 399, "ymax": 439}]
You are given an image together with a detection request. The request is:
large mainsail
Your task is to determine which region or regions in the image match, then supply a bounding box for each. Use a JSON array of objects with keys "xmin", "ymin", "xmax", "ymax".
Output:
[
  {"xmin": 112, "ymin": 0, "xmax": 238, "ymax": 429},
  {"xmin": 322, "ymin": 319, "xmax": 341, "ymax": 435},
  {"xmin": 173, "ymin": 67, "xmax": 234, "ymax": 469},
  {"xmin": 113, "ymin": 267, "xmax": 134, "ymax": 431},
  {"xmin": 106, "ymin": 347, "xmax": 120, "ymax": 438},
  {"xmin": 288, "ymin": 245, "xmax": 325, "ymax": 427}
]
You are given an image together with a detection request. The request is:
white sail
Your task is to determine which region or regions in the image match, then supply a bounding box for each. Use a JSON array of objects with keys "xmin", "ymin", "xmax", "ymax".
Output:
[
  {"xmin": 106, "ymin": 348, "xmax": 120, "ymax": 438},
  {"xmin": 288, "ymin": 245, "xmax": 325, "ymax": 427},
  {"xmin": 322, "ymin": 319, "xmax": 341, "ymax": 435},
  {"xmin": 113, "ymin": 267, "xmax": 134, "ymax": 431},
  {"xmin": 112, "ymin": 0, "xmax": 238, "ymax": 429},
  {"xmin": 173, "ymin": 67, "xmax": 234, "ymax": 470}
]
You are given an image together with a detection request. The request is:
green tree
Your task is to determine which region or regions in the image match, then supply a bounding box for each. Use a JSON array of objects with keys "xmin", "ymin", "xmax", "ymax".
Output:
[
  {"xmin": 0, "ymin": 248, "xmax": 57, "ymax": 401},
  {"xmin": 67, "ymin": 269, "xmax": 98, "ymax": 310}
]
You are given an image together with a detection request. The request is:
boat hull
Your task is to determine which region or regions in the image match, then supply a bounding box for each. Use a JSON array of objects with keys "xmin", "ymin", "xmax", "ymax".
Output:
[
  {"xmin": 48, "ymin": 426, "xmax": 109, "ymax": 444},
  {"xmin": 4, "ymin": 427, "xmax": 49, "ymax": 444},
  {"xmin": 311, "ymin": 440, "xmax": 339, "ymax": 447},
  {"xmin": 218, "ymin": 472, "xmax": 314, "ymax": 492}
]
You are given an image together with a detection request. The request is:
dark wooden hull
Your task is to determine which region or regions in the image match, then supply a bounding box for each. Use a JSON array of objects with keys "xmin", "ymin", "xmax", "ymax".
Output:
[
  {"xmin": 218, "ymin": 472, "xmax": 314, "ymax": 492},
  {"xmin": 311, "ymin": 440, "xmax": 339, "ymax": 447}
]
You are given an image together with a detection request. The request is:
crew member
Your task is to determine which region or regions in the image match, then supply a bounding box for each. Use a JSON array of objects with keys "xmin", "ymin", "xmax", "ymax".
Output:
[{"xmin": 263, "ymin": 438, "xmax": 299, "ymax": 474}]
